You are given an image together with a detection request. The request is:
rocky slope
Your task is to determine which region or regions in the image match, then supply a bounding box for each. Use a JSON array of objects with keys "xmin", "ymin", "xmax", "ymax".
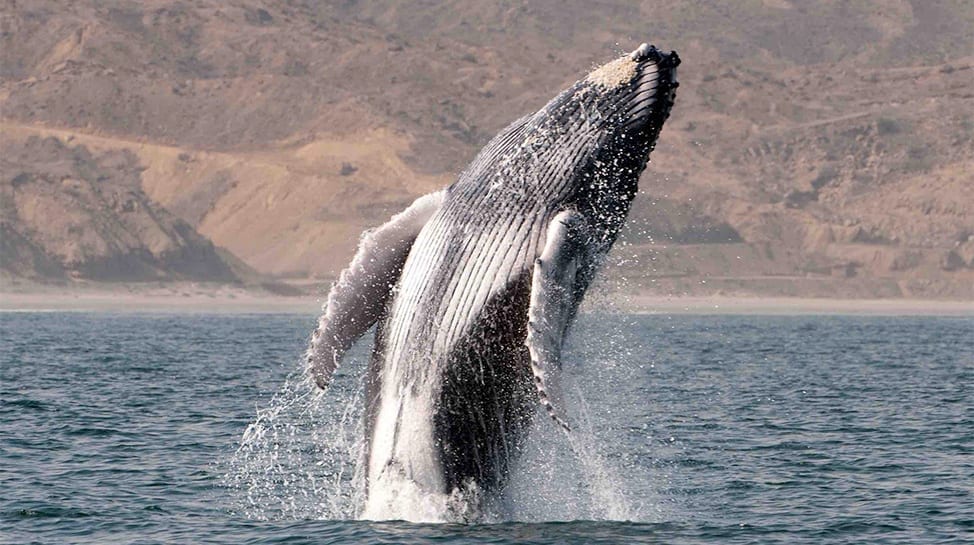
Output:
[
  {"xmin": 0, "ymin": 134, "xmax": 246, "ymax": 283},
  {"xmin": 1, "ymin": 0, "xmax": 972, "ymax": 297}
]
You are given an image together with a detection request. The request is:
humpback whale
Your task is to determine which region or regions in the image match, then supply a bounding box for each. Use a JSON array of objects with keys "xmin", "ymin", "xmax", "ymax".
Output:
[{"xmin": 306, "ymin": 43, "xmax": 679, "ymax": 520}]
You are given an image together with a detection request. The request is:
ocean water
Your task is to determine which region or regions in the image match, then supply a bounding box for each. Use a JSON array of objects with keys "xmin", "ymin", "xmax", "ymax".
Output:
[{"xmin": 1, "ymin": 311, "xmax": 971, "ymax": 544}]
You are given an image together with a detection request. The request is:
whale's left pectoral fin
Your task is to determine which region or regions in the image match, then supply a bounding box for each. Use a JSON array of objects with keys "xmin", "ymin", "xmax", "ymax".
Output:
[
  {"xmin": 307, "ymin": 190, "xmax": 445, "ymax": 390},
  {"xmin": 526, "ymin": 210, "xmax": 590, "ymax": 432}
]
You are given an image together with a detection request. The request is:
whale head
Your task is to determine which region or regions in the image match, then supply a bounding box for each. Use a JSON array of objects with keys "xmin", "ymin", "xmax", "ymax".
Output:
[
  {"xmin": 527, "ymin": 44, "xmax": 679, "ymax": 153},
  {"xmin": 580, "ymin": 43, "xmax": 680, "ymax": 138},
  {"xmin": 525, "ymin": 43, "xmax": 680, "ymax": 235},
  {"xmin": 453, "ymin": 43, "xmax": 679, "ymax": 239}
]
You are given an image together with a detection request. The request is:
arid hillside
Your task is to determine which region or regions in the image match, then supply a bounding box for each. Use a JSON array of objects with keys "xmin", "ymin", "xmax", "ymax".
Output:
[
  {"xmin": 0, "ymin": 134, "xmax": 250, "ymax": 283},
  {"xmin": 2, "ymin": 1, "xmax": 972, "ymax": 298}
]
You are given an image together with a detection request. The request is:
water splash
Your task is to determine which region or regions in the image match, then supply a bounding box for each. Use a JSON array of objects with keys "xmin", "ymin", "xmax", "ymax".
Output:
[
  {"xmin": 224, "ymin": 318, "xmax": 670, "ymax": 523},
  {"xmin": 500, "ymin": 375, "xmax": 667, "ymax": 523},
  {"xmin": 223, "ymin": 369, "xmax": 366, "ymax": 520}
]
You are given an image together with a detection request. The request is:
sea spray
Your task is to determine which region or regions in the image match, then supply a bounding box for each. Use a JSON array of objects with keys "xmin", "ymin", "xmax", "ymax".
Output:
[
  {"xmin": 223, "ymin": 364, "xmax": 367, "ymax": 520},
  {"xmin": 495, "ymin": 301, "xmax": 669, "ymax": 523},
  {"xmin": 568, "ymin": 391, "xmax": 655, "ymax": 521},
  {"xmin": 500, "ymin": 374, "xmax": 667, "ymax": 522}
]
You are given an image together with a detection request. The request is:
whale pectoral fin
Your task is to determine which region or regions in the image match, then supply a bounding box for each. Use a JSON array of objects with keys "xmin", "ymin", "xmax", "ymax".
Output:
[
  {"xmin": 526, "ymin": 210, "xmax": 590, "ymax": 432},
  {"xmin": 307, "ymin": 190, "xmax": 445, "ymax": 390}
]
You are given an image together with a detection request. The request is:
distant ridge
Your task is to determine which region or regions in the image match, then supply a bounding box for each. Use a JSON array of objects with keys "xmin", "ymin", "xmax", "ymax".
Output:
[
  {"xmin": 1, "ymin": 1, "xmax": 971, "ymax": 297},
  {"xmin": 1, "ymin": 135, "xmax": 247, "ymax": 283}
]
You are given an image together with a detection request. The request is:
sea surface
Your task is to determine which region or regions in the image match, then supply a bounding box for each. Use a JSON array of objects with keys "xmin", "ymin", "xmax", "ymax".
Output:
[{"xmin": 1, "ymin": 311, "xmax": 971, "ymax": 544}]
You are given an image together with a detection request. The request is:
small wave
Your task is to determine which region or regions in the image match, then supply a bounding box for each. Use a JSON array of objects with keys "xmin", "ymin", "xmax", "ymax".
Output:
[
  {"xmin": 64, "ymin": 426, "xmax": 122, "ymax": 438},
  {"xmin": 3, "ymin": 398, "xmax": 48, "ymax": 411},
  {"xmin": 7, "ymin": 504, "xmax": 96, "ymax": 520}
]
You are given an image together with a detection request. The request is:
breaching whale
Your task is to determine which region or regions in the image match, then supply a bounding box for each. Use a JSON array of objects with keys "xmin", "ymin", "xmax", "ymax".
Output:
[{"xmin": 306, "ymin": 43, "xmax": 679, "ymax": 521}]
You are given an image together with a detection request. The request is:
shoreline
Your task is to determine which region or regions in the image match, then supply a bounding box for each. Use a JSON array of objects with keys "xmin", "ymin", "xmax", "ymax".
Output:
[
  {"xmin": 618, "ymin": 295, "xmax": 972, "ymax": 316},
  {"xmin": 1, "ymin": 289, "xmax": 970, "ymax": 316},
  {"xmin": 0, "ymin": 289, "xmax": 323, "ymax": 315}
]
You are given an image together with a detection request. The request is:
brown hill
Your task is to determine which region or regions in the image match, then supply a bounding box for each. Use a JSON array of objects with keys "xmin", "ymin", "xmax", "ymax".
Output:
[
  {"xmin": 0, "ymin": 134, "xmax": 246, "ymax": 283},
  {"xmin": 1, "ymin": 0, "xmax": 972, "ymax": 297}
]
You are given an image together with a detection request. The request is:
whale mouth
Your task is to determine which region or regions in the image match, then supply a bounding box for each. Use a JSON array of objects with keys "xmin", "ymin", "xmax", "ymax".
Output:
[{"xmin": 622, "ymin": 43, "xmax": 679, "ymax": 131}]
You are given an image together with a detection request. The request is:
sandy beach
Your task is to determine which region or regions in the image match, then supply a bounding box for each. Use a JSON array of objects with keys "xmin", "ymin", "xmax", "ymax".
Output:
[
  {"xmin": 1, "ymin": 284, "xmax": 970, "ymax": 316},
  {"xmin": 0, "ymin": 285, "xmax": 322, "ymax": 315}
]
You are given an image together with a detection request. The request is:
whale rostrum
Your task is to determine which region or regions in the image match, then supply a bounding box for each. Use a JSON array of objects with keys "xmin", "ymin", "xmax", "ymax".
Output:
[{"xmin": 306, "ymin": 43, "xmax": 679, "ymax": 520}]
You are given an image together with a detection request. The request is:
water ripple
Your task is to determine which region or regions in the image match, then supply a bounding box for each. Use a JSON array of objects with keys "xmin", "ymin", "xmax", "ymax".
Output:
[{"xmin": 0, "ymin": 312, "xmax": 971, "ymax": 543}]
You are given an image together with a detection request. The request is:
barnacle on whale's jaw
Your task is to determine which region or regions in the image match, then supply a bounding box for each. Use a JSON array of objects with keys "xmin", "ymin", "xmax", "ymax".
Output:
[
  {"xmin": 564, "ymin": 43, "xmax": 681, "ymax": 155},
  {"xmin": 570, "ymin": 42, "xmax": 681, "ymax": 182}
]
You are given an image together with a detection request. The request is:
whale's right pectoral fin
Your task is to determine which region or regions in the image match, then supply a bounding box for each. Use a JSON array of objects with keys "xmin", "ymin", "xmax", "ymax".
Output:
[
  {"xmin": 307, "ymin": 190, "xmax": 445, "ymax": 390},
  {"xmin": 526, "ymin": 210, "xmax": 590, "ymax": 432}
]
